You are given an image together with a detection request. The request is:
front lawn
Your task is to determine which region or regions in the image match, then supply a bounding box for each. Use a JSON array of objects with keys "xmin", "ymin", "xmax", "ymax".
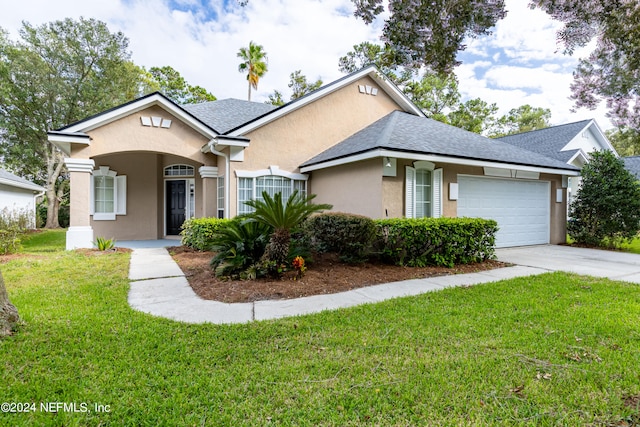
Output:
[{"xmin": 1, "ymin": 231, "xmax": 639, "ymax": 425}]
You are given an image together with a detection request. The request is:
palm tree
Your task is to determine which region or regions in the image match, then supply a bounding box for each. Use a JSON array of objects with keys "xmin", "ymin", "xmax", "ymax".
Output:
[
  {"xmin": 0, "ymin": 271, "xmax": 20, "ymax": 337},
  {"xmin": 244, "ymin": 191, "xmax": 332, "ymax": 266},
  {"xmin": 237, "ymin": 41, "xmax": 268, "ymax": 101}
]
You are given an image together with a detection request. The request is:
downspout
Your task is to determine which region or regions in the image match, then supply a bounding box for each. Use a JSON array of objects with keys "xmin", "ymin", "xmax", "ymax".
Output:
[{"xmin": 206, "ymin": 139, "xmax": 230, "ymax": 218}]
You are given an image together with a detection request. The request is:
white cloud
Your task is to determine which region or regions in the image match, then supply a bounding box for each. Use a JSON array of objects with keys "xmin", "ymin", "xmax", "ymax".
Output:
[{"xmin": 0, "ymin": 0, "xmax": 614, "ymax": 130}]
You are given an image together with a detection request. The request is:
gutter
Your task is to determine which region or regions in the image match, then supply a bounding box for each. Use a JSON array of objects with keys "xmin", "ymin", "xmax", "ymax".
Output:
[{"xmin": 203, "ymin": 139, "xmax": 230, "ymax": 218}]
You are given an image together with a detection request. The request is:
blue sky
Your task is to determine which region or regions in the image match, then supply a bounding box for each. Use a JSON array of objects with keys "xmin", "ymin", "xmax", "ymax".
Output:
[{"xmin": 0, "ymin": 0, "xmax": 612, "ymax": 130}]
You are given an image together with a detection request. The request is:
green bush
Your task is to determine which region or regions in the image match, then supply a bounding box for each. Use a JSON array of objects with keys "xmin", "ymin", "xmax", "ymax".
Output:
[
  {"xmin": 374, "ymin": 217, "xmax": 497, "ymax": 267},
  {"xmin": 568, "ymin": 150, "xmax": 640, "ymax": 248},
  {"xmin": 0, "ymin": 207, "xmax": 33, "ymax": 255},
  {"xmin": 305, "ymin": 212, "xmax": 376, "ymax": 263},
  {"xmin": 181, "ymin": 217, "xmax": 232, "ymax": 251}
]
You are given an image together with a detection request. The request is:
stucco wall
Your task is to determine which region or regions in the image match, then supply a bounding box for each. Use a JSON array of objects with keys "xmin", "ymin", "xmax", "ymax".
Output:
[
  {"xmin": 310, "ymin": 159, "xmax": 382, "ymax": 217},
  {"xmin": 228, "ymin": 76, "xmax": 401, "ymax": 216},
  {"xmin": 89, "ymin": 153, "xmax": 210, "ymax": 240},
  {"xmin": 71, "ymin": 105, "xmax": 213, "ymax": 165}
]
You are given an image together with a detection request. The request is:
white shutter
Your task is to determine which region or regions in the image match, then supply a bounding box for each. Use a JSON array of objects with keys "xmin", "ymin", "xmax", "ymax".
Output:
[
  {"xmin": 405, "ymin": 166, "xmax": 416, "ymax": 218},
  {"xmin": 90, "ymin": 175, "xmax": 95, "ymax": 215},
  {"xmin": 116, "ymin": 175, "xmax": 127, "ymax": 215},
  {"xmin": 432, "ymin": 168, "xmax": 443, "ymax": 218}
]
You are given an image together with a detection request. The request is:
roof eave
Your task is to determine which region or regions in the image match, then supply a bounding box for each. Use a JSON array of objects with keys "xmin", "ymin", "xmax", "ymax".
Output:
[{"xmin": 300, "ymin": 149, "xmax": 581, "ymax": 176}]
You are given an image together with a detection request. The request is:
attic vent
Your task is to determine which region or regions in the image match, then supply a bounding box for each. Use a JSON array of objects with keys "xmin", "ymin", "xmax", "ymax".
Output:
[
  {"xmin": 358, "ymin": 85, "xmax": 378, "ymax": 96},
  {"xmin": 141, "ymin": 116, "xmax": 172, "ymax": 128}
]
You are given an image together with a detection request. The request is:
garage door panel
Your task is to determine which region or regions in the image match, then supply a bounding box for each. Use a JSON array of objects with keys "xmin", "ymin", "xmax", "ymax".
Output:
[{"xmin": 457, "ymin": 176, "xmax": 550, "ymax": 248}]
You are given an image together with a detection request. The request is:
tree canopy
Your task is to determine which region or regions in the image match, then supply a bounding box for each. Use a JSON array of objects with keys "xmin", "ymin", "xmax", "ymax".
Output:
[
  {"xmin": 146, "ymin": 66, "xmax": 216, "ymax": 104},
  {"xmin": 237, "ymin": 41, "xmax": 268, "ymax": 102},
  {"xmin": 349, "ymin": 0, "xmax": 640, "ymax": 131},
  {"xmin": 0, "ymin": 18, "xmax": 143, "ymax": 228},
  {"xmin": 266, "ymin": 70, "xmax": 323, "ymax": 106}
]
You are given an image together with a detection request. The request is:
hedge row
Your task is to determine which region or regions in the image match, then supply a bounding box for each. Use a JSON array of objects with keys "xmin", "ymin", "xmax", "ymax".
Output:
[
  {"xmin": 374, "ymin": 217, "xmax": 497, "ymax": 267},
  {"xmin": 182, "ymin": 214, "xmax": 498, "ymax": 267}
]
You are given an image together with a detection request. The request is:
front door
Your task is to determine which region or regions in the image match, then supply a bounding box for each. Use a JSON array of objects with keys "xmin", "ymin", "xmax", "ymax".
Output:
[{"xmin": 166, "ymin": 180, "xmax": 186, "ymax": 235}]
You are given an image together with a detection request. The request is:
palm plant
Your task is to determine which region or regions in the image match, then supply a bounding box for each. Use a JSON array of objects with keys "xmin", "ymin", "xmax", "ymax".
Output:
[
  {"xmin": 209, "ymin": 219, "xmax": 271, "ymax": 278},
  {"xmin": 244, "ymin": 191, "xmax": 332, "ymax": 266},
  {"xmin": 237, "ymin": 41, "xmax": 268, "ymax": 101}
]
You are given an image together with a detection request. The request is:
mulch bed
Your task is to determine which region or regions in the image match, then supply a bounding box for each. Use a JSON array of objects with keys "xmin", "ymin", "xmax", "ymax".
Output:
[{"xmin": 169, "ymin": 246, "xmax": 507, "ymax": 303}]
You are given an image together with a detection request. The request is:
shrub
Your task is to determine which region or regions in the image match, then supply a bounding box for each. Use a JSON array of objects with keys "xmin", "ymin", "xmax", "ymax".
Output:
[
  {"xmin": 209, "ymin": 219, "xmax": 272, "ymax": 278},
  {"xmin": 0, "ymin": 207, "xmax": 33, "ymax": 255},
  {"xmin": 568, "ymin": 150, "xmax": 640, "ymax": 248},
  {"xmin": 374, "ymin": 217, "xmax": 497, "ymax": 267},
  {"xmin": 305, "ymin": 212, "xmax": 376, "ymax": 263},
  {"xmin": 181, "ymin": 217, "xmax": 232, "ymax": 251}
]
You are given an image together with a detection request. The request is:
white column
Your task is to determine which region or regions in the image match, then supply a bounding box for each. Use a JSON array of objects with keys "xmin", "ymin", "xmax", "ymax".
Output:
[{"xmin": 64, "ymin": 158, "xmax": 95, "ymax": 250}]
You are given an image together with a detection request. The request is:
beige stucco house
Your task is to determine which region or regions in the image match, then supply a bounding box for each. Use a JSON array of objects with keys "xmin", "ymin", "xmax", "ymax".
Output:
[{"xmin": 49, "ymin": 66, "xmax": 580, "ymax": 250}]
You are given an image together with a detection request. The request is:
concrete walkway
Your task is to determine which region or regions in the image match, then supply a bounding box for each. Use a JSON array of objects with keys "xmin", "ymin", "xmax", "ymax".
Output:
[{"xmin": 127, "ymin": 244, "xmax": 640, "ymax": 324}]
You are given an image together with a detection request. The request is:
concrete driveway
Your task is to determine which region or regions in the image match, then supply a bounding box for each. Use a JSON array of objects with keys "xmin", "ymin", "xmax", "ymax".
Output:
[{"xmin": 496, "ymin": 245, "xmax": 640, "ymax": 284}]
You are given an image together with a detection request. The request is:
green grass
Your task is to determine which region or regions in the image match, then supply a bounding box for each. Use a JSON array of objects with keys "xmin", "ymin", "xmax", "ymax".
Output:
[
  {"xmin": 1, "ymin": 231, "xmax": 639, "ymax": 425},
  {"xmin": 621, "ymin": 237, "xmax": 640, "ymax": 254},
  {"xmin": 20, "ymin": 229, "xmax": 66, "ymax": 253}
]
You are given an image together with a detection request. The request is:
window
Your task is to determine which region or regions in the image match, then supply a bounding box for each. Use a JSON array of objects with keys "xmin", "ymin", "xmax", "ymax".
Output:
[
  {"xmin": 91, "ymin": 166, "xmax": 126, "ymax": 220},
  {"xmin": 164, "ymin": 164, "xmax": 194, "ymax": 177},
  {"xmin": 406, "ymin": 162, "xmax": 442, "ymax": 218},
  {"xmin": 236, "ymin": 167, "xmax": 308, "ymax": 214},
  {"xmin": 217, "ymin": 175, "xmax": 225, "ymax": 219}
]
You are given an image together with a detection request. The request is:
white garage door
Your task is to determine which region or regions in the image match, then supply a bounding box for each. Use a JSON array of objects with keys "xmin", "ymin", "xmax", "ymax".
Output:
[{"xmin": 457, "ymin": 176, "xmax": 550, "ymax": 248}]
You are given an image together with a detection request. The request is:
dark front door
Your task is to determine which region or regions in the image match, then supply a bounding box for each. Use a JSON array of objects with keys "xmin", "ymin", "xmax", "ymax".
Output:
[{"xmin": 166, "ymin": 180, "xmax": 186, "ymax": 235}]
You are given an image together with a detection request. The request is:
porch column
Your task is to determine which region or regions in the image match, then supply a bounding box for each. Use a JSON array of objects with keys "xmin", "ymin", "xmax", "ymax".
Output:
[
  {"xmin": 199, "ymin": 166, "xmax": 218, "ymax": 218},
  {"xmin": 64, "ymin": 158, "xmax": 95, "ymax": 250}
]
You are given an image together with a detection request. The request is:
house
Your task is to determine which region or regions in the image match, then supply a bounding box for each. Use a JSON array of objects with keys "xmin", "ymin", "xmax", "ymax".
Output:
[
  {"xmin": 48, "ymin": 66, "xmax": 579, "ymax": 250},
  {"xmin": 0, "ymin": 168, "xmax": 45, "ymax": 227},
  {"xmin": 496, "ymin": 120, "xmax": 616, "ymax": 207},
  {"xmin": 624, "ymin": 156, "xmax": 640, "ymax": 181}
]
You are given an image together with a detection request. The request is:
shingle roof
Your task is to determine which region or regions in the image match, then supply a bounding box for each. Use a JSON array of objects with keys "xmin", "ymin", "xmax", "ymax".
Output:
[
  {"xmin": 301, "ymin": 111, "xmax": 579, "ymax": 171},
  {"xmin": 624, "ymin": 156, "xmax": 640, "ymax": 180},
  {"xmin": 0, "ymin": 168, "xmax": 44, "ymax": 192},
  {"xmin": 183, "ymin": 99, "xmax": 278, "ymax": 134},
  {"xmin": 496, "ymin": 120, "xmax": 593, "ymax": 163}
]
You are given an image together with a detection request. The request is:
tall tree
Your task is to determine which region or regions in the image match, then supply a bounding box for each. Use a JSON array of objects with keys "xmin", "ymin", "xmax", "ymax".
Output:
[
  {"xmin": 347, "ymin": 0, "xmax": 640, "ymax": 131},
  {"xmin": 489, "ymin": 105, "xmax": 552, "ymax": 137},
  {"xmin": 0, "ymin": 18, "xmax": 143, "ymax": 228},
  {"xmin": 266, "ymin": 70, "xmax": 322, "ymax": 106},
  {"xmin": 147, "ymin": 66, "xmax": 216, "ymax": 104},
  {"xmin": 237, "ymin": 41, "xmax": 268, "ymax": 102},
  {"xmin": 405, "ymin": 73, "xmax": 461, "ymax": 121},
  {"xmin": 448, "ymin": 98, "xmax": 499, "ymax": 135},
  {"xmin": 0, "ymin": 270, "xmax": 20, "ymax": 337},
  {"xmin": 338, "ymin": 41, "xmax": 416, "ymax": 86},
  {"xmin": 534, "ymin": 1, "xmax": 640, "ymax": 131},
  {"xmin": 606, "ymin": 127, "xmax": 640, "ymax": 156}
]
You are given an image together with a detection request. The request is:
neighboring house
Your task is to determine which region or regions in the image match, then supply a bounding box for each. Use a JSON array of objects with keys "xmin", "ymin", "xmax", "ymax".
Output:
[
  {"xmin": 49, "ymin": 65, "xmax": 579, "ymax": 250},
  {"xmin": 497, "ymin": 120, "xmax": 616, "ymax": 208},
  {"xmin": 624, "ymin": 156, "xmax": 640, "ymax": 180},
  {"xmin": 0, "ymin": 168, "xmax": 45, "ymax": 227}
]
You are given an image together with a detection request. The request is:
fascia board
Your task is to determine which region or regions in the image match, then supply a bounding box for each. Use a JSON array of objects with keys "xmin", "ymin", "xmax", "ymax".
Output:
[
  {"xmin": 300, "ymin": 149, "xmax": 581, "ymax": 176},
  {"xmin": 0, "ymin": 177, "xmax": 45, "ymax": 192}
]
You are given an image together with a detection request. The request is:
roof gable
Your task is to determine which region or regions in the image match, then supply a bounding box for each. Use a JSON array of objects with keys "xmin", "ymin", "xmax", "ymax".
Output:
[
  {"xmin": 225, "ymin": 65, "xmax": 425, "ymax": 137},
  {"xmin": 497, "ymin": 119, "xmax": 616, "ymax": 164}
]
